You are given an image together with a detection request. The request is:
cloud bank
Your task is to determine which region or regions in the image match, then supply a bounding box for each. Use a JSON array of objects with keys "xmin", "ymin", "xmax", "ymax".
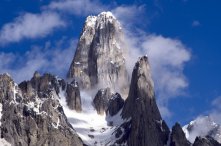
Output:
[
  {"xmin": 209, "ymin": 96, "xmax": 221, "ymax": 124},
  {"xmin": 0, "ymin": 12, "xmax": 65, "ymax": 45},
  {"xmin": 111, "ymin": 5, "xmax": 191, "ymax": 117},
  {"xmin": 0, "ymin": 39, "xmax": 76, "ymax": 83},
  {"xmin": 122, "ymin": 31, "xmax": 191, "ymax": 118},
  {"xmin": 47, "ymin": 0, "xmax": 106, "ymax": 16}
]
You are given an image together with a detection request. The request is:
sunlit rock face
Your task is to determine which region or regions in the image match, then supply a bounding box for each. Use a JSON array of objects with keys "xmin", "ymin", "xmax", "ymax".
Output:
[
  {"xmin": 0, "ymin": 73, "xmax": 83, "ymax": 146},
  {"xmin": 68, "ymin": 12, "xmax": 129, "ymax": 97}
]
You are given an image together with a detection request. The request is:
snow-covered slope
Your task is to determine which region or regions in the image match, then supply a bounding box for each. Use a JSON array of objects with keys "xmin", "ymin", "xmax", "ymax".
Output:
[
  {"xmin": 183, "ymin": 116, "xmax": 221, "ymax": 143},
  {"xmin": 59, "ymin": 90, "xmax": 127, "ymax": 145}
]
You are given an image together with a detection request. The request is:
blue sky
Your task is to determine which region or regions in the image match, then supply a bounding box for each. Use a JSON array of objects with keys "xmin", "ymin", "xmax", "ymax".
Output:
[{"xmin": 0, "ymin": 0, "xmax": 221, "ymax": 127}]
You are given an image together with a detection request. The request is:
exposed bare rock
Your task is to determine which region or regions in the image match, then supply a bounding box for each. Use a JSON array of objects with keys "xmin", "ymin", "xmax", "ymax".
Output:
[
  {"xmin": 66, "ymin": 80, "xmax": 82, "ymax": 112},
  {"xmin": 193, "ymin": 136, "xmax": 221, "ymax": 146},
  {"xmin": 93, "ymin": 88, "xmax": 111, "ymax": 115},
  {"xmin": 0, "ymin": 73, "xmax": 16, "ymax": 102},
  {"xmin": 170, "ymin": 123, "xmax": 191, "ymax": 146},
  {"xmin": 117, "ymin": 56, "xmax": 170, "ymax": 146},
  {"xmin": 107, "ymin": 93, "xmax": 124, "ymax": 116},
  {"xmin": 68, "ymin": 12, "xmax": 129, "ymax": 97},
  {"xmin": 0, "ymin": 73, "xmax": 83, "ymax": 146}
]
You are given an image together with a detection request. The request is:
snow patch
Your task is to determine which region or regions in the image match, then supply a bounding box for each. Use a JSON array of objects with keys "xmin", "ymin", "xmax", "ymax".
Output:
[
  {"xmin": 58, "ymin": 90, "xmax": 126, "ymax": 145},
  {"xmin": 0, "ymin": 138, "xmax": 11, "ymax": 146},
  {"xmin": 52, "ymin": 118, "xmax": 60, "ymax": 129},
  {"xmin": 85, "ymin": 16, "xmax": 97, "ymax": 27},
  {"xmin": 74, "ymin": 62, "xmax": 81, "ymax": 65},
  {"xmin": 99, "ymin": 11, "xmax": 116, "ymax": 20}
]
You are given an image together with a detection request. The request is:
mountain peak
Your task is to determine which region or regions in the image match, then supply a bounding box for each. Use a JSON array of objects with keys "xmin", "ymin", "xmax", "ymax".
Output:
[
  {"xmin": 85, "ymin": 15, "xmax": 97, "ymax": 27},
  {"xmin": 84, "ymin": 11, "xmax": 121, "ymax": 31},
  {"xmin": 119, "ymin": 56, "xmax": 170, "ymax": 146},
  {"xmin": 98, "ymin": 11, "xmax": 116, "ymax": 20},
  {"xmin": 68, "ymin": 11, "xmax": 128, "ymax": 96}
]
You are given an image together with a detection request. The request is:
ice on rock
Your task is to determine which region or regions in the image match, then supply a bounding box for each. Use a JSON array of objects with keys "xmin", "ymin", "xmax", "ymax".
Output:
[{"xmin": 85, "ymin": 16, "xmax": 97, "ymax": 27}]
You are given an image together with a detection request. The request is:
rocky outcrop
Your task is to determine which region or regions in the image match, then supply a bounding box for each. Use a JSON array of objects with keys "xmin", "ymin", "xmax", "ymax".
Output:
[
  {"xmin": 19, "ymin": 72, "xmax": 65, "ymax": 98},
  {"xmin": 19, "ymin": 72, "xmax": 82, "ymax": 112},
  {"xmin": 107, "ymin": 93, "xmax": 124, "ymax": 116},
  {"xmin": 170, "ymin": 123, "xmax": 191, "ymax": 146},
  {"xmin": 193, "ymin": 136, "xmax": 221, "ymax": 146},
  {"xmin": 0, "ymin": 73, "xmax": 83, "ymax": 146},
  {"xmin": 68, "ymin": 12, "xmax": 129, "ymax": 97},
  {"xmin": 93, "ymin": 88, "xmax": 111, "ymax": 115},
  {"xmin": 66, "ymin": 80, "xmax": 82, "ymax": 112},
  {"xmin": 117, "ymin": 56, "xmax": 170, "ymax": 146},
  {"xmin": 93, "ymin": 89, "xmax": 124, "ymax": 116}
]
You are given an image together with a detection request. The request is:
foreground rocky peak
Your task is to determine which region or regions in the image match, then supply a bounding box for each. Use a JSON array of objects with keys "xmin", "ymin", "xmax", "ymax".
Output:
[
  {"xmin": 68, "ymin": 11, "xmax": 129, "ymax": 97},
  {"xmin": 122, "ymin": 56, "xmax": 157, "ymax": 118},
  {"xmin": 117, "ymin": 56, "xmax": 170, "ymax": 146}
]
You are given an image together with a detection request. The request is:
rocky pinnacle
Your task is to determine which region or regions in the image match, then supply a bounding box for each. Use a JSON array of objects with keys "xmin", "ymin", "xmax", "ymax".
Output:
[
  {"xmin": 68, "ymin": 12, "xmax": 129, "ymax": 96},
  {"xmin": 120, "ymin": 56, "xmax": 170, "ymax": 146}
]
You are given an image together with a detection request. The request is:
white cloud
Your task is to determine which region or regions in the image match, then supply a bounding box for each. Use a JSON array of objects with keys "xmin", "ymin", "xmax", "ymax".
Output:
[
  {"xmin": 143, "ymin": 35, "xmax": 190, "ymax": 97},
  {"xmin": 209, "ymin": 96, "xmax": 221, "ymax": 124},
  {"xmin": 183, "ymin": 116, "xmax": 219, "ymax": 143},
  {"xmin": 192, "ymin": 20, "xmax": 201, "ymax": 27},
  {"xmin": 159, "ymin": 105, "xmax": 172, "ymax": 118},
  {"xmin": 211, "ymin": 96, "xmax": 221, "ymax": 109},
  {"xmin": 122, "ymin": 32, "xmax": 191, "ymax": 118},
  {"xmin": 112, "ymin": 6, "xmax": 191, "ymax": 118},
  {"xmin": 0, "ymin": 38, "xmax": 76, "ymax": 83},
  {"xmin": 189, "ymin": 96, "xmax": 221, "ymax": 138},
  {"xmin": 47, "ymin": 0, "xmax": 106, "ymax": 16},
  {"xmin": 0, "ymin": 12, "xmax": 65, "ymax": 45},
  {"xmin": 112, "ymin": 5, "xmax": 145, "ymax": 27}
]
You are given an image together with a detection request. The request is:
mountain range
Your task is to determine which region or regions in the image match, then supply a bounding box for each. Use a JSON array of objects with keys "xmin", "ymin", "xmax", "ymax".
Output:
[{"xmin": 0, "ymin": 11, "xmax": 220, "ymax": 146}]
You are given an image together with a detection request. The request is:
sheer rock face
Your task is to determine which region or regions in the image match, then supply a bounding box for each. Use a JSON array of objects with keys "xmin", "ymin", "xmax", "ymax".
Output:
[
  {"xmin": 0, "ymin": 73, "xmax": 83, "ymax": 146},
  {"xmin": 68, "ymin": 12, "xmax": 129, "ymax": 97},
  {"xmin": 93, "ymin": 89, "xmax": 124, "ymax": 116},
  {"xmin": 193, "ymin": 136, "xmax": 221, "ymax": 146},
  {"xmin": 170, "ymin": 123, "xmax": 191, "ymax": 146},
  {"xmin": 93, "ymin": 88, "xmax": 111, "ymax": 115},
  {"xmin": 66, "ymin": 80, "xmax": 82, "ymax": 112},
  {"xmin": 119, "ymin": 56, "xmax": 170, "ymax": 146},
  {"xmin": 107, "ymin": 93, "xmax": 124, "ymax": 116}
]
